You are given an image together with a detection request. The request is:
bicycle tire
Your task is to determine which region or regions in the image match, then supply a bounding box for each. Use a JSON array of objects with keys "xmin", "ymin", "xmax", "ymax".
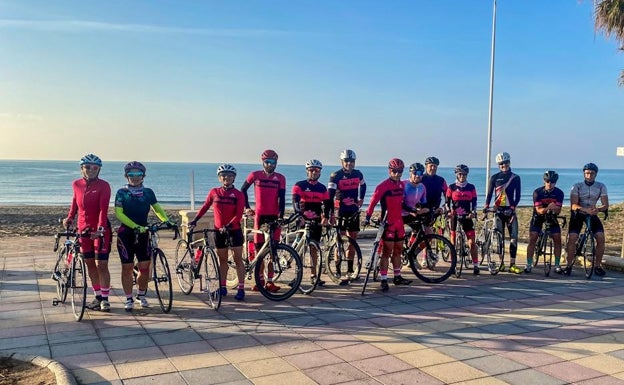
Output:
[
  {"xmin": 153, "ymin": 248, "xmax": 173, "ymax": 313},
  {"xmin": 225, "ymin": 249, "xmax": 240, "ymax": 289},
  {"xmin": 409, "ymin": 234, "xmax": 456, "ymax": 284},
  {"xmin": 254, "ymin": 244, "xmax": 302, "ymax": 301},
  {"xmin": 543, "ymin": 235, "xmax": 553, "ymax": 277},
  {"xmin": 203, "ymin": 247, "xmax": 222, "ymax": 310},
  {"xmin": 485, "ymin": 230, "xmax": 504, "ymax": 275},
  {"xmin": 299, "ymin": 240, "xmax": 323, "ymax": 295},
  {"xmin": 455, "ymin": 233, "xmax": 465, "ymax": 278},
  {"xmin": 70, "ymin": 256, "xmax": 87, "ymax": 321},
  {"xmin": 326, "ymin": 236, "xmax": 362, "ymax": 283},
  {"xmin": 533, "ymin": 232, "xmax": 544, "ymax": 268},
  {"xmin": 52, "ymin": 245, "xmax": 69, "ymax": 303},
  {"xmin": 583, "ymin": 234, "xmax": 595, "ymax": 280},
  {"xmin": 174, "ymin": 240, "xmax": 195, "ymax": 295},
  {"xmin": 361, "ymin": 242, "xmax": 381, "ymax": 295},
  {"xmin": 436, "ymin": 218, "xmax": 452, "ymax": 262}
]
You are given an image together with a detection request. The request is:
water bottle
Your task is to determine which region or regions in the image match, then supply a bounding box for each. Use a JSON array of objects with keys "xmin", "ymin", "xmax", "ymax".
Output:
[
  {"xmin": 67, "ymin": 251, "xmax": 74, "ymax": 266},
  {"xmin": 248, "ymin": 241, "xmax": 255, "ymax": 261},
  {"xmin": 195, "ymin": 246, "xmax": 203, "ymax": 264}
]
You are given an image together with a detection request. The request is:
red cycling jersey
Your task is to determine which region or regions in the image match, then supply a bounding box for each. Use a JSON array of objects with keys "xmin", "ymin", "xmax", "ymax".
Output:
[
  {"xmin": 366, "ymin": 178, "xmax": 405, "ymax": 240},
  {"xmin": 292, "ymin": 180, "xmax": 331, "ymax": 219},
  {"xmin": 243, "ymin": 170, "xmax": 286, "ymax": 216},
  {"xmin": 195, "ymin": 187, "xmax": 245, "ymax": 230},
  {"xmin": 67, "ymin": 178, "xmax": 111, "ymax": 232}
]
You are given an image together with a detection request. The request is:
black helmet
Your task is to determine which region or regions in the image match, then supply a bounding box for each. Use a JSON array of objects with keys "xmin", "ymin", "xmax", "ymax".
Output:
[
  {"xmin": 455, "ymin": 164, "xmax": 469, "ymax": 174},
  {"xmin": 583, "ymin": 163, "xmax": 599, "ymax": 173},
  {"xmin": 543, "ymin": 170, "xmax": 559, "ymax": 183},
  {"xmin": 409, "ymin": 163, "xmax": 425, "ymax": 174},
  {"xmin": 424, "ymin": 156, "xmax": 439, "ymax": 165}
]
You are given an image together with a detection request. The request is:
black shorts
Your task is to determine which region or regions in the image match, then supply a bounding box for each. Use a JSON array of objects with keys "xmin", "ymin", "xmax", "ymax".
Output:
[
  {"xmin": 529, "ymin": 215, "xmax": 561, "ymax": 234},
  {"xmin": 568, "ymin": 212, "xmax": 604, "ymax": 234},
  {"xmin": 450, "ymin": 217, "xmax": 475, "ymax": 233},
  {"xmin": 117, "ymin": 225, "xmax": 149, "ymax": 264},
  {"xmin": 337, "ymin": 212, "xmax": 360, "ymax": 232},
  {"xmin": 308, "ymin": 222, "xmax": 323, "ymax": 243},
  {"xmin": 214, "ymin": 229, "xmax": 244, "ymax": 249}
]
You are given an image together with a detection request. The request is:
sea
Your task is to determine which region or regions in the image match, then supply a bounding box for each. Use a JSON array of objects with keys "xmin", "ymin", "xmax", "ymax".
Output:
[{"xmin": 2, "ymin": 160, "xmax": 624, "ymax": 209}]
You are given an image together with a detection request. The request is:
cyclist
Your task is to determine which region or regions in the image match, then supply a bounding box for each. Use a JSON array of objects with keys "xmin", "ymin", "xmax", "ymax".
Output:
[
  {"xmin": 563, "ymin": 163, "xmax": 609, "ymax": 276},
  {"xmin": 114, "ymin": 161, "xmax": 175, "ymax": 311},
  {"xmin": 63, "ymin": 154, "xmax": 112, "ymax": 312},
  {"xmin": 292, "ymin": 160, "xmax": 332, "ymax": 287},
  {"xmin": 526, "ymin": 171, "xmax": 564, "ymax": 274},
  {"xmin": 484, "ymin": 152, "xmax": 522, "ymax": 273},
  {"xmin": 445, "ymin": 165, "xmax": 479, "ymax": 275},
  {"xmin": 421, "ymin": 156, "xmax": 448, "ymax": 216},
  {"xmin": 327, "ymin": 149, "xmax": 366, "ymax": 284},
  {"xmin": 364, "ymin": 158, "xmax": 409, "ymax": 292},
  {"xmin": 240, "ymin": 149, "xmax": 286, "ymax": 292},
  {"xmin": 190, "ymin": 164, "xmax": 246, "ymax": 300}
]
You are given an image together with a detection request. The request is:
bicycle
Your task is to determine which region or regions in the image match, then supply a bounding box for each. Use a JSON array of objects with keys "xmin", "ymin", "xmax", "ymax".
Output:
[
  {"xmin": 532, "ymin": 213, "xmax": 567, "ymax": 277},
  {"xmin": 451, "ymin": 214, "xmax": 473, "ymax": 278},
  {"xmin": 133, "ymin": 221, "xmax": 178, "ymax": 313},
  {"xmin": 175, "ymin": 227, "xmax": 222, "ymax": 310},
  {"xmin": 361, "ymin": 214, "xmax": 387, "ymax": 295},
  {"xmin": 224, "ymin": 214, "xmax": 303, "ymax": 301},
  {"xmin": 282, "ymin": 213, "xmax": 324, "ymax": 295},
  {"xmin": 568, "ymin": 211, "xmax": 607, "ymax": 279},
  {"xmin": 402, "ymin": 214, "xmax": 457, "ymax": 284},
  {"xmin": 476, "ymin": 208, "xmax": 504, "ymax": 275},
  {"xmin": 322, "ymin": 212, "xmax": 363, "ymax": 285},
  {"xmin": 431, "ymin": 208, "xmax": 452, "ymax": 260}
]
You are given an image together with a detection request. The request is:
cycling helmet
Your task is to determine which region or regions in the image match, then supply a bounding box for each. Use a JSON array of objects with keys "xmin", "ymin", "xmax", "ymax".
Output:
[
  {"xmin": 583, "ymin": 163, "xmax": 599, "ymax": 173},
  {"xmin": 455, "ymin": 164, "xmax": 470, "ymax": 174},
  {"xmin": 305, "ymin": 159, "xmax": 323, "ymax": 169},
  {"xmin": 495, "ymin": 152, "xmax": 511, "ymax": 164},
  {"xmin": 409, "ymin": 163, "xmax": 425, "ymax": 174},
  {"xmin": 79, "ymin": 153, "xmax": 102, "ymax": 167},
  {"xmin": 388, "ymin": 158, "xmax": 404, "ymax": 170},
  {"xmin": 261, "ymin": 149, "xmax": 278, "ymax": 161},
  {"xmin": 543, "ymin": 170, "xmax": 559, "ymax": 183},
  {"xmin": 217, "ymin": 163, "xmax": 237, "ymax": 176},
  {"xmin": 124, "ymin": 161, "xmax": 146, "ymax": 175},
  {"xmin": 424, "ymin": 156, "xmax": 440, "ymax": 166},
  {"xmin": 340, "ymin": 149, "xmax": 357, "ymax": 161}
]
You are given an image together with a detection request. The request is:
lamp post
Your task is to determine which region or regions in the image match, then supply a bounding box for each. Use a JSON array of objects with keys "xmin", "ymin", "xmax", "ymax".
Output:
[
  {"xmin": 618, "ymin": 147, "xmax": 624, "ymax": 257},
  {"xmin": 485, "ymin": 0, "xmax": 497, "ymax": 193}
]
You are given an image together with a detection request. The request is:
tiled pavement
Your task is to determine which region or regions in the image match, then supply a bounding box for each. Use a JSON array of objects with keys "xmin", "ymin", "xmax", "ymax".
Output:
[{"xmin": 2, "ymin": 240, "xmax": 624, "ymax": 385}]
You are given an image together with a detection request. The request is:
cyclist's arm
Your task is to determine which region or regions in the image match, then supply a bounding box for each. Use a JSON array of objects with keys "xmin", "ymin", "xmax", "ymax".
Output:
[
  {"xmin": 279, "ymin": 187, "xmax": 286, "ymax": 218},
  {"xmin": 484, "ymin": 175, "xmax": 495, "ymax": 207},
  {"xmin": 97, "ymin": 182, "xmax": 111, "ymax": 230},
  {"xmin": 151, "ymin": 203, "xmax": 169, "ymax": 222},
  {"xmin": 193, "ymin": 192, "xmax": 214, "ymax": 224},
  {"xmin": 66, "ymin": 195, "xmax": 78, "ymax": 225},
  {"xmin": 240, "ymin": 180, "xmax": 252, "ymax": 209},
  {"xmin": 292, "ymin": 186, "xmax": 302, "ymax": 214},
  {"xmin": 115, "ymin": 207, "xmax": 141, "ymax": 229},
  {"xmin": 510, "ymin": 174, "xmax": 521, "ymax": 210},
  {"xmin": 365, "ymin": 185, "xmax": 382, "ymax": 219},
  {"xmin": 598, "ymin": 194, "xmax": 609, "ymax": 213},
  {"xmin": 359, "ymin": 181, "xmax": 367, "ymax": 206},
  {"xmin": 570, "ymin": 188, "xmax": 582, "ymax": 212}
]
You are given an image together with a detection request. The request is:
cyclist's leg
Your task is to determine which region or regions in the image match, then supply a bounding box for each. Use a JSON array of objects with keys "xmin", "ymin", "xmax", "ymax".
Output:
[
  {"xmin": 592, "ymin": 216, "xmax": 606, "ymax": 269},
  {"xmin": 464, "ymin": 220, "xmax": 479, "ymax": 273},
  {"xmin": 346, "ymin": 216, "xmax": 360, "ymax": 274},
  {"xmin": 552, "ymin": 232, "xmax": 562, "ymax": 267},
  {"xmin": 494, "ymin": 213, "xmax": 506, "ymax": 270},
  {"xmin": 565, "ymin": 213, "xmax": 583, "ymax": 271},
  {"xmin": 117, "ymin": 227, "xmax": 136, "ymax": 302},
  {"xmin": 229, "ymin": 230, "xmax": 246, "ymax": 295},
  {"xmin": 507, "ymin": 214, "xmax": 519, "ymax": 267}
]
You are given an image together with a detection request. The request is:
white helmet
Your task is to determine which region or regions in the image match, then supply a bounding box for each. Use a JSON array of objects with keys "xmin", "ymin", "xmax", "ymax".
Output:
[
  {"xmin": 217, "ymin": 163, "xmax": 237, "ymax": 175},
  {"xmin": 305, "ymin": 159, "xmax": 323, "ymax": 169},
  {"xmin": 339, "ymin": 149, "xmax": 356, "ymax": 161},
  {"xmin": 495, "ymin": 152, "xmax": 511, "ymax": 164}
]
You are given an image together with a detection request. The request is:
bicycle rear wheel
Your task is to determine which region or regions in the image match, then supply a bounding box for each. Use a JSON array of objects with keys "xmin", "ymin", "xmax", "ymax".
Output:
[
  {"xmin": 326, "ymin": 236, "xmax": 362, "ymax": 283},
  {"xmin": 174, "ymin": 240, "xmax": 195, "ymax": 295},
  {"xmin": 225, "ymin": 249, "xmax": 240, "ymax": 289},
  {"xmin": 52, "ymin": 246, "xmax": 69, "ymax": 303},
  {"xmin": 254, "ymin": 244, "xmax": 302, "ymax": 301},
  {"xmin": 583, "ymin": 234, "xmax": 595, "ymax": 279},
  {"xmin": 485, "ymin": 230, "xmax": 504, "ymax": 275},
  {"xmin": 533, "ymin": 233, "xmax": 544, "ymax": 268},
  {"xmin": 153, "ymin": 248, "xmax": 173, "ymax": 313},
  {"xmin": 70, "ymin": 257, "xmax": 87, "ymax": 321},
  {"xmin": 202, "ymin": 247, "xmax": 221, "ymax": 310},
  {"xmin": 409, "ymin": 234, "xmax": 456, "ymax": 284},
  {"xmin": 299, "ymin": 241, "xmax": 323, "ymax": 295},
  {"xmin": 454, "ymin": 234, "xmax": 465, "ymax": 278}
]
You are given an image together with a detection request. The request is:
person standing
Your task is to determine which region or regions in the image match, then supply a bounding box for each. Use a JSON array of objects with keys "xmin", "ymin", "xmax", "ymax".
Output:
[
  {"xmin": 63, "ymin": 154, "xmax": 112, "ymax": 312},
  {"xmin": 240, "ymin": 149, "xmax": 286, "ymax": 292},
  {"xmin": 421, "ymin": 156, "xmax": 448, "ymax": 215},
  {"xmin": 484, "ymin": 152, "xmax": 522, "ymax": 273},
  {"xmin": 115, "ymin": 161, "xmax": 175, "ymax": 311},
  {"xmin": 327, "ymin": 149, "xmax": 366, "ymax": 283}
]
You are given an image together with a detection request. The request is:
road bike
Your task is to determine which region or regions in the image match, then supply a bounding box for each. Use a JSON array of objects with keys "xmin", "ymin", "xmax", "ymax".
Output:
[
  {"xmin": 133, "ymin": 221, "xmax": 178, "ymax": 313},
  {"xmin": 476, "ymin": 209, "xmax": 505, "ymax": 275},
  {"xmin": 452, "ymin": 214, "xmax": 473, "ymax": 278},
  {"xmin": 431, "ymin": 209, "xmax": 452, "ymax": 260},
  {"xmin": 282, "ymin": 213, "xmax": 324, "ymax": 295},
  {"xmin": 322, "ymin": 212, "xmax": 363, "ymax": 285},
  {"xmin": 175, "ymin": 228, "xmax": 222, "ymax": 310},
  {"xmin": 568, "ymin": 211, "xmax": 607, "ymax": 279},
  {"xmin": 361, "ymin": 214, "xmax": 387, "ymax": 295},
  {"xmin": 532, "ymin": 213, "xmax": 566, "ymax": 277},
  {"xmin": 225, "ymin": 214, "xmax": 303, "ymax": 301}
]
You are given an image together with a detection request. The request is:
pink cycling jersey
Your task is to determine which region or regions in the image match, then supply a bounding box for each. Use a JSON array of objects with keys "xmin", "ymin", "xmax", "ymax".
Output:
[
  {"xmin": 367, "ymin": 178, "xmax": 405, "ymax": 240},
  {"xmin": 195, "ymin": 187, "xmax": 245, "ymax": 230},
  {"xmin": 67, "ymin": 178, "xmax": 111, "ymax": 231},
  {"xmin": 244, "ymin": 170, "xmax": 286, "ymax": 216}
]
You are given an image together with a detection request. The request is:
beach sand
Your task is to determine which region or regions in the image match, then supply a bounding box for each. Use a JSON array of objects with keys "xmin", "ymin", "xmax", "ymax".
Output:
[{"xmin": 1, "ymin": 205, "xmax": 623, "ymax": 255}]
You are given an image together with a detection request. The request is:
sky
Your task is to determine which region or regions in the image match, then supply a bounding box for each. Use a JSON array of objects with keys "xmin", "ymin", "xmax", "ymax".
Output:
[{"xmin": 1, "ymin": 0, "xmax": 623, "ymax": 168}]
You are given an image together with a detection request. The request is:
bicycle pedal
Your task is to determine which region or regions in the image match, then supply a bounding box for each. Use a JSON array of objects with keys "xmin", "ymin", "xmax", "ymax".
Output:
[{"xmin": 52, "ymin": 298, "xmax": 59, "ymax": 306}]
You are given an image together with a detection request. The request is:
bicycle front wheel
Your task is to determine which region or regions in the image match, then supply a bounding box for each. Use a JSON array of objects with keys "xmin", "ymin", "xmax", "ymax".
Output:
[
  {"xmin": 409, "ymin": 234, "xmax": 456, "ymax": 284},
  {"xmin": 326, "ymin": 236, "xmax": 362, "ymax": 283},
  {"xmin": 362, "ymin": 242, "xmax": 380, "ymax": 295},
  {"xmin": 174, "ymin": 240, "xmax": 195, "ymax": 295},
  {"xmin": 203, "ymin": 247, "xmax": 221, "ymax": 310},
  {"xmin": 52, "ymin": 246, "xmax": 69, "ymax": 303},
  {"xmin": 455, "ymin": 234, "xmax": 465, "ymax": 278},
  {"xmin": 70, "ymin": 257, "xmax": 87, "ymax": 321},
  {"xmin": 485, "ymin": 230, "xmax": 504, "ymax": 275},
  {"xmin": 299, "ymin": 241, "xmax": 323, "ymax": 295},
  {"xmin": 153, "ymin": 248, "xmax": 173, "ymax": 313},
  {"xmin": 533, "ymin": 233, "xmax": 544, "ymax": 268},
  {"xmin": 254, "ymin": 244, "xmax": 302, "ymax": 301},
  {"xmin": 583, "ymin": 234, "xmax": 595, "ymax": 279}
]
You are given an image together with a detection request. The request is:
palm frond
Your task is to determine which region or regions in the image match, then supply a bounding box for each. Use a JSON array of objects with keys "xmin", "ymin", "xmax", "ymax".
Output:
[{"xmin": 594, "ymin": 0, "xmax": 624, "ymax": 41}]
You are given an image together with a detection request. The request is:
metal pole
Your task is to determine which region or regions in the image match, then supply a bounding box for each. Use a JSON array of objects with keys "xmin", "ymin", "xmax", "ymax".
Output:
[
  {"xmin": 485, "ymin": 0, "xmax": 497, "ymax": 194},
  {"xmin": 190, "ymin": 170, "xmax": 195, "ymax": 211}
]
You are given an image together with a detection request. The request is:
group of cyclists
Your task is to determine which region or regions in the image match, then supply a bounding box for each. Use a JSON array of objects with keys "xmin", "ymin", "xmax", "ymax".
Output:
[{"xmin": 62, "ymin": 149, "xmax": 610, "ymax": 310}]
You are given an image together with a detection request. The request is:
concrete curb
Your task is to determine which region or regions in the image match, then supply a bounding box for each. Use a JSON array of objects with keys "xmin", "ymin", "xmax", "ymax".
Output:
[{"xmin": 0, "ymin": 352, "xmax": 77, "ymax": 385}]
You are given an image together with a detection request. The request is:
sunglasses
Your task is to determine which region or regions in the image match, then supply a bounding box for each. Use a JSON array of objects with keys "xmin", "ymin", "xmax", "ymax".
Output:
[
  {"xmin": 82, "ymin": 165, "xmax": 100, "ymax": 170},
  {"xmin": 456, "ymin": 173, "xmax": 467, "ymax": 177},
  {"xmin": 544, "ymin": 179, "xmax": 555, "ymax": 184},
  {"xmin": 307, "ymin": 167, "xmax": 321, "ymax": 173},
  {"xmin": 219, "ymin": 172, "xmax": 235, "ymax": 178},
  {"xmin": 390, "ymin": 168, "xmax": 404, "ymax": 174},
  {"xmin": 342, "ymin": 159, "xmax": 355, "ymax": 163},
  {"xmin": 264, "ymin": 159, "xmax": 277, "ymax": 165},
  {"xmin": 127, "ymin": 171, "xmax": 144, "ymax": 178},
  {"xmin": 412, "ymin": 171, "xmax": 423, "ymax": 177},
  {"xmin": 498, "ymin": 161, "xmax": 510, "ymax": 166}
]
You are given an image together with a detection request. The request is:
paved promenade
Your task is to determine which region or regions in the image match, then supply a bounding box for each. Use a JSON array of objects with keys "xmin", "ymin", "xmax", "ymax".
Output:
[{"xmin": 2, "ymin": 239, "xmax": 624, "ymax": 385}]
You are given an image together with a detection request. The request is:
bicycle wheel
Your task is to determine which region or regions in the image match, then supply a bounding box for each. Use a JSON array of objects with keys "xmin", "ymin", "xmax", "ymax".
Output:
[
  {"xmin": 436, "ymin": 218, "xmax": 452, "ymax": 262},
  {"xmin": 409, "ymin": 234, "xmax": 456, "ymax": 284},
  {"xmin": 174, "ymin": 240, "xmax": 195, "ymax": 295},
  {"xmin": 254, "ymin": 244, "xmax": 302, "ymax": 301},
  {"xmin": 533, "ymin": 233, "xmax": 544, "ymax": 268},
  {"xmin": 485, "ymin": 230, "xmax": 504, "ymax": 275},
  {"xmin": 52, "ymin": 245, "xmax": 69, "ymax": 303},
  {"xmin": 583, "ymin": 234, "xmax": 595, "ymax": 279},
  {"xmin": 153, "ymin": 248, "xmax": 173, "ymax": 313},
  {"xmin": 70, "ymin": 256, "xmax": 87, "ymax": 321},
  {"xmin": 361, "ymin": 242, "xmax": 380, "ymax": 295},
  {"xmin": 543, "ymin": 235, "xmax": 553, "ymax": 277},
  {"xmin": 454, "ymin": 234, "xmax": 465, "ymax": 278},
  {"xmin": 203, "ymin": 247, "xmax": 221, "ymax": 310},
  {"xmin": 299, "ymin": 241, "xmax": 323, "ymax": 295},
  {"xmin": 225, "ymin": 249, "xmax": 240, "ymax": 289},
  {"xmin": 326, "ymin": 236, "xmax": 362, "ymax": 283}
]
